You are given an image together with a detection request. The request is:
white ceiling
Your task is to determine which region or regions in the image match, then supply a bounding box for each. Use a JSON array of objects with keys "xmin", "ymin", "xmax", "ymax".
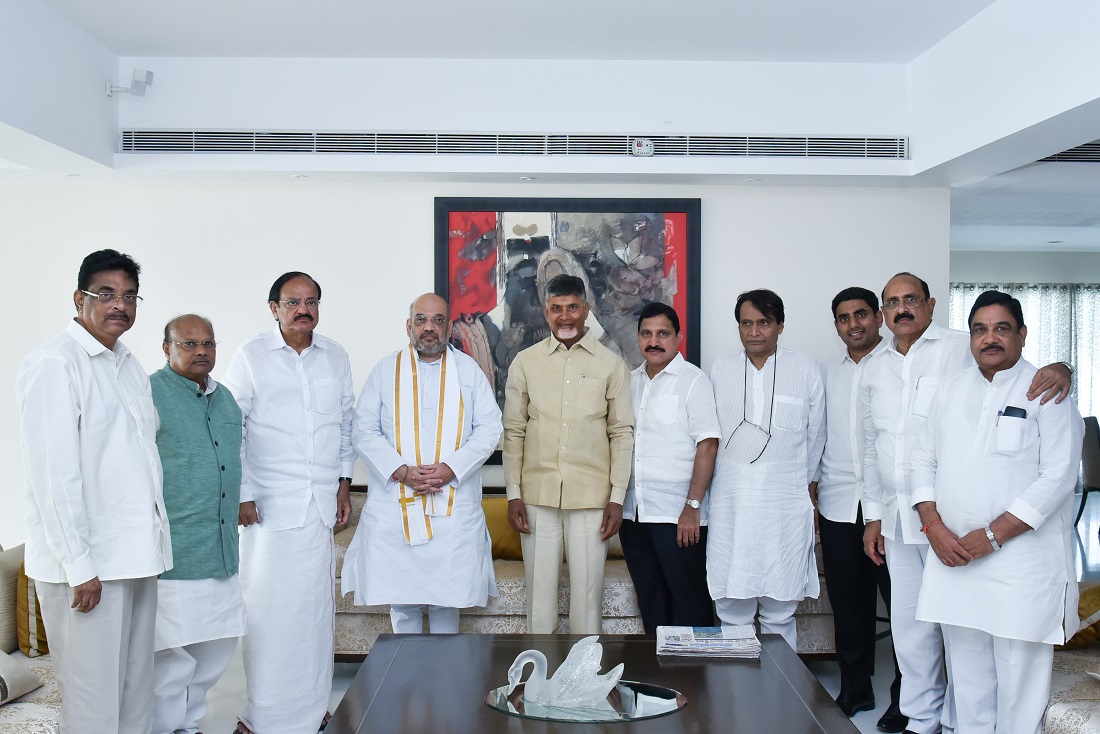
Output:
[{"xmin": 41, "ymin": 0, "xmax": 995, "ymax": 62}]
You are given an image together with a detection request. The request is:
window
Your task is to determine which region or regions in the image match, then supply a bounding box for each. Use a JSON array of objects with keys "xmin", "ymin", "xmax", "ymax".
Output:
[{"xmin": 949, "ymin": 283, "xmax": 1100, "ymax": 418}]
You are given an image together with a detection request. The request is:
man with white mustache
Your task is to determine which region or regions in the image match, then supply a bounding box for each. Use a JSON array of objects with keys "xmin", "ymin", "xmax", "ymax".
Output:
[
  {"xmin": 860, "ymin": 273, "xmax": 1071, "ymax": 734},
  {"xmin": 504, "ymin": 274, "xmax": 634, "ymax": 634}
]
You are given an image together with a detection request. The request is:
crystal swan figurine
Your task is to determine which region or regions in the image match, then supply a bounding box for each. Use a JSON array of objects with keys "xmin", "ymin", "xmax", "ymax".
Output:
[{"xmin": 506, "ymin": 635, "xmax": 625, "ymax": 708}]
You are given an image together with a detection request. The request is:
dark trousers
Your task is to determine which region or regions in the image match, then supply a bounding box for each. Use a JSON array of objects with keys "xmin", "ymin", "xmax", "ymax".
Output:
[
  {"xmin": 619, "ymin": 519, "xmax": 715, "ymax": 635},
  {"xmin": 819, "ymin": 509, "xmax": 902, "ymax": 705}
]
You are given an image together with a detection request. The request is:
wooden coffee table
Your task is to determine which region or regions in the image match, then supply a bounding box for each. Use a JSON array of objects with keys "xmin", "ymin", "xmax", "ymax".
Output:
[{"xmin": 327, "ymin": 634, "xmax": 857, "ymax": 733}]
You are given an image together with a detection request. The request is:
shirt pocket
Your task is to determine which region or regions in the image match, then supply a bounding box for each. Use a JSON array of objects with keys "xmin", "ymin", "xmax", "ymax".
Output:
[
  {"xmin": 314, "ymin": 377, "xmax": 340, "ymax": 414},
  {"xmin": 994, "ymin": 415, "xmax": 1028, "ymax": 454},
  {"xmin": 575, "ymin": 375, "xmax": 607, "ymax": 415},
  {"xmin": 910, "ymin": 376, "xmax": 940, "ymax": 418},
  {"xmin": 649, "ymin": 395, "xmax": 679, "ymax": 425},
  {"xmin": 772, "ymin": 395, "xmax": 805, "ymax": 431}
]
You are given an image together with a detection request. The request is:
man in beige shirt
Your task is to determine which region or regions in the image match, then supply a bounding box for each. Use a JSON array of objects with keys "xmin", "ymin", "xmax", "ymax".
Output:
[{"xmin": 504, "ymin": 274, "xmax": 634, "ymax": 634}]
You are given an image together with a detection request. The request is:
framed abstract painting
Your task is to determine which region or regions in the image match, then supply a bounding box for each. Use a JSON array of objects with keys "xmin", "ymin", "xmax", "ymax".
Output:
[{"xmin": 434, "ymin": 197, "xmax": 702, "ymax": 416}]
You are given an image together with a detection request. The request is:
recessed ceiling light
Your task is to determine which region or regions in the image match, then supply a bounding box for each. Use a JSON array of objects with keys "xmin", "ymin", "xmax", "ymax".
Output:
[
  {"xmin": 63, "ymin": 173, "xmax": 80, "ymax": 178},
  {"xmin": 519, "ymin": 176, "xmax": 536, "ymax": 181},
  {"xmin": 744, "ymin": 177, "xmax": 760, "ymax": 183},
  {"xmin": 291, "ymin": 174, "xmax": 308, "ymax": 179},
  {"xmin": 1047, "ymin": 240, "xmax": 1064, "ymax": 244}
]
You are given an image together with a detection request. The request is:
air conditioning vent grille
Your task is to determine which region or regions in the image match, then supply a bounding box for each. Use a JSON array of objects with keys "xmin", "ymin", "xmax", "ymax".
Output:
[
  {"xmin": 1041, "ymin": 141, "xmax": 1100, "ymax": 162},
  {"xmin": 118, "ymin": 130, "xmax": 908, "ymax": 159}
]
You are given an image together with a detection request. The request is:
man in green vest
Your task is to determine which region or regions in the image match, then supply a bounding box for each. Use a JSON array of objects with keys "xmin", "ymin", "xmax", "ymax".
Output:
[{"xmin": 149, "ymin": 314, "xmax": 246, "ymax": 734}]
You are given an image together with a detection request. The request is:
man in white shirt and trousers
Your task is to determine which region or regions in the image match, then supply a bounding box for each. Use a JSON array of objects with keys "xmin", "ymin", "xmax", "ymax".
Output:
[
  {"xmin": 17, "ymin": 249, "xmax": 172, "ymax": 734},
  {"xmin": 911, "ymin": 290, "xmax": 1082, "ymax": 734},
  {"xmin": 343, "ymin": 293, "xmax": 501, "ymax": 633},
  {"xmin": 708, "ymin": 289, "xmax": 826, "ymax": 649},
  {"xmin": 818, "ymin": 287, "xmax": 905, "ymax": 732},
  {"xmin": 861, "ymin": 273, "xmax": 1071, "ymax": 734},
  {"xmin": 223, "ymin": 272, "xmax": 355, "ymax": 734},
  {"xmin": 621, "ymin": 301, "xmax": 720, "ymax": 634}
]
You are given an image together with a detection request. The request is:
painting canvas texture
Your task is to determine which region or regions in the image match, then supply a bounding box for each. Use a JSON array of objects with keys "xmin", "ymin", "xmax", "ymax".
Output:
[{"xmin": 443, "ymin": 207, "xmax": 691, "ymax": 410}]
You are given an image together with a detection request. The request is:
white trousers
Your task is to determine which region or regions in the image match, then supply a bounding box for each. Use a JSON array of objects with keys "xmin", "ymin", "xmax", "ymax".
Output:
[
  {"xmin": 521, "ymin": 505, "xmax": 607, "ymax": 634},
  {"xmin": 239, "ymin": 501, "xmax": 335, "ymax": 734},
  {"xmin": 885, "ymin": 537, "xmax": 949, "ymax": 734},
  {"xmin": 714, "ymin": 596, "xmax": 801, "ymax": 649},
  {"xmin": 152, "ymin": 636, "xmax": 239, "ymax": 734},
  {"xmin": 389, "ymin": 604, "xmax": 460, "ymax": 633},
  {"xmin": 942, "ymin": 624, "xmax": 1051, "ymax": 734},
  {"xmin": 36, "ymin": 576, "xmax": 158, "ymax": 734}
]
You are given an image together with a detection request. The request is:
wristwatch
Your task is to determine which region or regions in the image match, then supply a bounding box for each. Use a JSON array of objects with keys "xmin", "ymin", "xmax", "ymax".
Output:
[{"xmin": 685, "ymin": 499, "xmax": 701, "ymax": 510}]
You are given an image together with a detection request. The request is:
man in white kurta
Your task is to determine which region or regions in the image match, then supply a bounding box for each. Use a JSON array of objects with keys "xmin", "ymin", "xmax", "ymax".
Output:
[
  {"xmin": 222, "ymin": 272, "xmax": 355, "ymax": 734},
  {"xmin": 911, "ymin": 290, "xmax": 1082, "ymax": 734},
  {"xmin": 860, "ymin": 273, "xmax": 1071, "ymax": 734},
  {"xmin": 16, "ymin": 249, "xmax": 172, "ymax": 734},
  {"xmin": 343, "ymin": 293, "xmax": 500, "ymax": 632},
  {"xmin": 708, "ymin": 289, "xmax": 825, "ymax": 649}
]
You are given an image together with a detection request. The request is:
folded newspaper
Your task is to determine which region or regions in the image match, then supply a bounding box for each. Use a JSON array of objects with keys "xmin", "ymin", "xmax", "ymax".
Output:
[{"xmin": 656, "ymin": 625, "xmax": 761, "ymax": 658}]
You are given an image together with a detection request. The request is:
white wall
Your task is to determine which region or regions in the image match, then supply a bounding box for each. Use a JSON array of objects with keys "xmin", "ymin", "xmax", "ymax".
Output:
[
  {"xmin": 950, "ymin": 251, "xmax": 1100, "ymax": 283},
  {"xmin": 0, "ymin": 179, "xmax": 948, "ymax": 546}
]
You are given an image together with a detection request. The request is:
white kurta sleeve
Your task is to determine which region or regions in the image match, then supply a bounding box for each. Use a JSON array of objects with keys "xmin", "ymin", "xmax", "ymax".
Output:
[
  {"xmin": 1007, "ymin": 398, "xmax": 1084, "ymax": 530},
  {"xmin": 353, "ymin": 358, "xmax": 405, "ymax": 490},
  {"xmin": 221, "ymin": 347, "xmax": 255, "ymax": 503},
  {"xmin": 804, "ymin": 361, "xmax": 827, "ymax": 485},
  {"xmin": 443, "ymin": 360, "xmax": 502, "ymax": 485},
  {"xmin": 18, "ymin": 356, "xmax": 96, "ymax": 586},
  {"xmin": 685, "ymin": 373, "xmax": 722, "ymax": 443},
  {"xmin": 860, "ymin": 380, "xmax": 884, "ymax": 522},
  {"xmin": 339, "ymin": 355, "xmax": 356, "ymax": 477},
  {"xmin": 909, "ymin": 388, "xmax": 943, "ymax": 508}
]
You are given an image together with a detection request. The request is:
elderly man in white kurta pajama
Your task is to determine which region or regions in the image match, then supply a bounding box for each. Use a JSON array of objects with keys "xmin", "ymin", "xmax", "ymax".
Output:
[
  {"xmin": 911, "ymin": 290, "xmax": 1083, "ymax": 734},
  {"xmin": 708, "ymin": 289, "xmax": 826, "ymax": 649},
  {"xmin": 343, "ymin": 293, "xmax": 500, "ymax": 633}
]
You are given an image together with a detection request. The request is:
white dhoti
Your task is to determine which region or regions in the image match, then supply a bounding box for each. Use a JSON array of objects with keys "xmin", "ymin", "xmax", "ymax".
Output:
[
  {"xmin": 36, "ymin": 576, "xmax": 158, "ymax": 734},
  {"xmin": 152, "ymin": 575, "xmax": 246, "ymax": 734},
  {"xmin": 239, "ymin": 499, "xmax": 334, "ymax": 734}
]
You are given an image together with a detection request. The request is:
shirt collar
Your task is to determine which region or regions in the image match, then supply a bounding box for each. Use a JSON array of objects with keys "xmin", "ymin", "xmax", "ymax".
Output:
[
  {"xmin": 159, "ymin": 362, "xmax": 218, "ymax": 395},
  {"xmin": 67, "ymin": 319, "xmax": 129, "ymax": 359},
  {"xmin": 546, "ymin": 327, "xmax": 598, "ymax": 355},
  {"xmin": 888, "ymin": 320, "xmax": 944, "ymax": 355},
  {"xmin": 267, "ymin": 325, "xmax": 328, "ymax": 351},
  {"xmin": 988, "ymin": 357, "xmax": 1026, "ymax": 385},
  {"xmin": 632, "ymin": 351, "xmax": 686, "ymax": 378},
  {"xmin": 841, "ymin": 335, "xmax": 890, "ymax": 366}
]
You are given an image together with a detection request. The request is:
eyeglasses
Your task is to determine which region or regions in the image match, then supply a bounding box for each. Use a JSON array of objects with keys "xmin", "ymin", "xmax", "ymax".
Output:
[
  {"xmin": 724, "ymin": 352, "xmax": 776, "ymax": 464},
  {"xmin": 276, "ymin": 298, "xmax": 319, "ymax": 309},
  {"xmin": 81, "ymin": 290, "xmax": 142, "ymax": 305},
  {"xmin": 170, "ymin": 340, "xmax": 217, "ymax": 351},
  {"xmin": 881, "ymin": 296, "xmax": 924, "ymax": 312},
  {"xmin": 413, "ymin": 315, "xmax": 448, "ymax": 326}
]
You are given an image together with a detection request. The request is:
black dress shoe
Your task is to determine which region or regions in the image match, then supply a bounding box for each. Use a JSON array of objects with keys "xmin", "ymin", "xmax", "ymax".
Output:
[
  {"xmin": 835, "ymin": 690, "xmax": 875, "ymax": 717},
  {"xmin": 877, "ymin": 703, "xmax": 908, "ymax": 733}
]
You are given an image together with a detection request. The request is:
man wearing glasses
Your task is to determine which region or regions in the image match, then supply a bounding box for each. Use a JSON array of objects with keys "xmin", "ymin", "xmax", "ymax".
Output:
[
  {"xmin": 707, "ymin": 289, "xmax": 825, "ymax": 648},
  {"xmin": 223, "ymin": 272, "xmax": 355, "ymax": 734},
  {"xmin": 343, "ymin": 293, "xmax": 501, "ymax": 634},
  {"xmin": 17, "ymin": 249, "xmax": 172, "ymax": 733},
  {"xmin": 149, "ymin": 315, "xmax": 246, "ymax": 734},
  {"xmin": 860, "ymin": 272, "xmax": 1071, "ymax": 734}
]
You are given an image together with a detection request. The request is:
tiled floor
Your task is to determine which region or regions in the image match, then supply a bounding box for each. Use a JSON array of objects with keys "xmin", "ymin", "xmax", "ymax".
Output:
[{"xmin": 199, "ymin": 491, "xmax": 1100, "ymax": 733}]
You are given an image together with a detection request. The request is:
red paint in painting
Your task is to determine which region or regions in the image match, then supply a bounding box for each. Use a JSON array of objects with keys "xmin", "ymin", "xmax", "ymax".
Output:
[
  {"xmin": 448, "ymin": 211, "xmax": 498, "ymax": 315},
  {"xmin": 664, "ymin": 212, "xmax": 689, "ymax": 358}
]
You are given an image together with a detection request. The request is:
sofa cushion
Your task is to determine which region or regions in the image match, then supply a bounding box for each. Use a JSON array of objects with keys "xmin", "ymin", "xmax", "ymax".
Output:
[
  {"xmin": 16, "ymin": 565, "xmax": 48, "ymax": 658},
  {"xmin": 482, "ymin": 496, "xmax": 522, "ymax": 561},
  {"xmin": 1060, "ymin": 582, "xmax": 1100, "ymax": 650},
  {"xmin": 0, "ymin": 545, "xmax": 24, "ymax": 654},
  {"xmin": 0, "ymin": 649, "xmax": 42, "ymax": 705}
]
